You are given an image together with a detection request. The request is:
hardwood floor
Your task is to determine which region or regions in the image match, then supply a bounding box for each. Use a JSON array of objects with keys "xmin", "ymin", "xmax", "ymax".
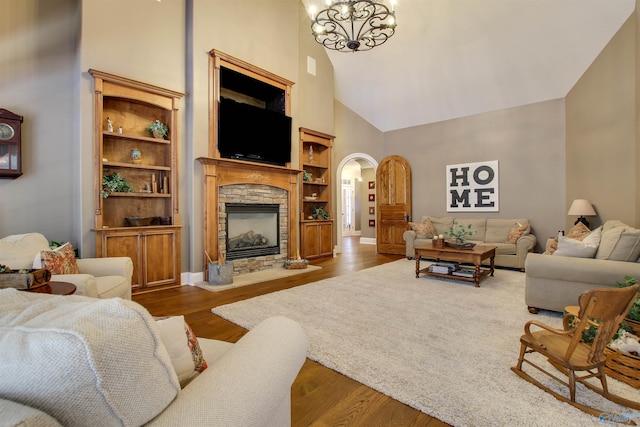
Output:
[{"xmin": 134, "ymin": 237, "xmax": 450, "ymax": 427}]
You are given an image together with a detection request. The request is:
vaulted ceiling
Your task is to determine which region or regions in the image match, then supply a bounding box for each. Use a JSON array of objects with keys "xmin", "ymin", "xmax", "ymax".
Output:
[{"xmin": 301, "ymin": 0, "xmax": 636, "ymax": 132}]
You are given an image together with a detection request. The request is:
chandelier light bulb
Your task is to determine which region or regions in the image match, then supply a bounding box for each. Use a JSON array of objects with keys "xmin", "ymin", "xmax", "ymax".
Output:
[{"xmin": 310, "ymin": 0, "xmax": 397, "ymax": 52}]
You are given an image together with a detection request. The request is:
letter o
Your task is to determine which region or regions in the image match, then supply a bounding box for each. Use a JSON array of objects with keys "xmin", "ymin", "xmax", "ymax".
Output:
[{"xmin": 473, "ymin": 166, "xmax": 494, "ymax": 185}]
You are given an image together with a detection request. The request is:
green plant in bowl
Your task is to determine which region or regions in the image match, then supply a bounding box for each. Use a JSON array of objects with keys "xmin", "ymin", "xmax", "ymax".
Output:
[
  {"xmin": 312, "ymin": 206, "xmax": 329, "ymax": 220},
  {"xmin": 447, "ymin": 221, "xmax": 477, "ymax": 243},
  {"xmin": 147, "ymin": 120, "xmax": 168, "ymax": 138},
  {"xmin": 101, "ymin": 172, "xmax": 134, "ymax": 198}
]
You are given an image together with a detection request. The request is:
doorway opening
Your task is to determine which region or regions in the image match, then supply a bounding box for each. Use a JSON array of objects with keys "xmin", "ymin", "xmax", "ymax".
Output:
[{"xmin": 336, "ymin": 153, "xmax": 378, "ymax": 255}]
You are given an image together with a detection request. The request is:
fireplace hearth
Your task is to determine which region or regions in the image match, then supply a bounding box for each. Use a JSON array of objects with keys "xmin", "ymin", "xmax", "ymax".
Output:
[{"xmin": 225, "ymin": 203, "xmax": 280, "ymax": 260}]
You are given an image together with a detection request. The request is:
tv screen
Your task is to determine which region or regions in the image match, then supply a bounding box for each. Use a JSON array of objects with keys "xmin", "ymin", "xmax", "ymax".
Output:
[{"xmin": 218, "ymin": 97, "xmax": 292, "ymax": 166}]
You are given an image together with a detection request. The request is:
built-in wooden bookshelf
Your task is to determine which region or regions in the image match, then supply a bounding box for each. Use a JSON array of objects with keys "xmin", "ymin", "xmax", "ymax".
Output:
[
  {"xmin": 90, "ymin": 69, "xmax": 184, "ymax": 293},
  {"xmin": 299, "ymin": 128, "xmax": 334, "ymax": 259}
]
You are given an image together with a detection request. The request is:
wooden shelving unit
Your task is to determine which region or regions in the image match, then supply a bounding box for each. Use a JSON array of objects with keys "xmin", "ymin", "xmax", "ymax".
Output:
[
  {"xmin": 90, "ymin": 69, "xmax": 184, "ymax": 294},
  {"xmin": 299, "ymin": 128, "xmax": 334, "ymax": 259}
]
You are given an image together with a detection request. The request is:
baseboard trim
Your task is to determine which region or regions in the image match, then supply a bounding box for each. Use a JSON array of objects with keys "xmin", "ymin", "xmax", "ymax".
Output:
[{"xmin": 359, "ymin": 237, "xmax": 376, "ymax": 245}]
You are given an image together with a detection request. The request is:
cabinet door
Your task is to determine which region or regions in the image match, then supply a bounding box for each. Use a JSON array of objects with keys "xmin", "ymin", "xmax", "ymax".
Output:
[
  {"xmin": 319, "ymin": 222, "xmax": 333, "ymax": 257},
  {"xmin": 301, "ymin": 223, "xmax": 319, "ymax": 259},
  {"xmin": 100, "ymin": 231, "xmax": 143, "ymax": 291},
  {"xmin": 143, "ymin": 229, "xmax": 178, "ymax": 287}
]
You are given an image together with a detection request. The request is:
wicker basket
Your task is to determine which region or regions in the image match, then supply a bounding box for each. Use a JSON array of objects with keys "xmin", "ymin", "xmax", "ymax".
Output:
[
  {"xmin": 284, "ymin": 259, "xmax": 308, "ymax": 270},
  {"xmin": 604, "ymin": 319, "xmax": 640, "ymax": 388}
]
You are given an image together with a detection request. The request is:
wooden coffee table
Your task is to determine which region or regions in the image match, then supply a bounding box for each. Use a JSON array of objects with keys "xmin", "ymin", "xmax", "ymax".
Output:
[
  {"xmin": 415, "ymin": 243, "xmax": 496, "ymax": 287},
  {"xmin": 27, "ymin": 281, "xmax": 77, "ymax": 295}
]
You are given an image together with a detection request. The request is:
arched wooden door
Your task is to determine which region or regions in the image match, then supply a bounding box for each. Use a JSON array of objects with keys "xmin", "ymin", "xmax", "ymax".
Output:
[{"xmin": 376, "ymin": 155, "xmax": 411, "ymax": 255}]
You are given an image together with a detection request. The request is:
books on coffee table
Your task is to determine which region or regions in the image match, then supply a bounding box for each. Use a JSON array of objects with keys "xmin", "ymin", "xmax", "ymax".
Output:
[
  {"xmin": 428, "ymin": 262, "xmax": 459, "ymax": 274},
  {"xmin": 452, "ymin": 268, "xmax": 475, "ymax": 278}
]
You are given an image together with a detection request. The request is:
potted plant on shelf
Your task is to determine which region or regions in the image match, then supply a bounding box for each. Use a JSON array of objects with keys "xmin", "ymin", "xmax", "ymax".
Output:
[
  {"xmin": 312, "ymin": 206, "xmax": 329, "ymax": 220},
  {"xmin": 302, "ymin": 170, "xmax": 313, "ymax": 182},
  {"xmin": 101, "ymin": 172, "xmax": 135, "ymax": 198},
  {"xmin": 146, "ymin": 120, "xmax": 168, "ymax": 139}
]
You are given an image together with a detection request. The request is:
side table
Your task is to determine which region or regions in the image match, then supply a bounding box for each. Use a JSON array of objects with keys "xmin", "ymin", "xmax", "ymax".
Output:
[{"xmin": 27, "ymin": 281, "xmax": 77, "ymax": 295}]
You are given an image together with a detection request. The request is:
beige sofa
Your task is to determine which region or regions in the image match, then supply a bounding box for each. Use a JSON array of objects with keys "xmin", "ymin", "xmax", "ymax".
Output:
[
  {"xmin": 525, "ymin": 220, "xmax": 640, "ymax": 313},
  {"xmin": 0, "ymin": 289, "xmax": 308, "ymax": 427},
  {"xmin": 0, "ymin": 233, "xmax": 132, "ymax": 299},
  {"xmin": 403, "ymin": 216, "xmax": 537, "ymax": 270}
]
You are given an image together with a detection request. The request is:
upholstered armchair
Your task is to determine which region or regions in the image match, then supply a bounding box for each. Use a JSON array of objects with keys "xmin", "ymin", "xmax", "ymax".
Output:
[{"xmin": 0, "ymin": 233, "xmax": 132, "ymax": 299}]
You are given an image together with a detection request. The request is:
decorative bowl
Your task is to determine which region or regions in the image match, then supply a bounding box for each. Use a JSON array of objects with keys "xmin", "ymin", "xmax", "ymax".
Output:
[{"xmin": 125, "ymin": 216, "xmax": 153, "ymax": 227}]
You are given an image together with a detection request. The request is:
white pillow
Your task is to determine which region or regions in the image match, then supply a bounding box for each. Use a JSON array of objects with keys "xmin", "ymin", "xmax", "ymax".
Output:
[
  {"xmin": 155, "ymin": 315, "xmax": 197, "ymax": 385},
  {"xmin": 0, "ymin": 289, "xmax": 179, "ymax": 427},
  {"xmin": 553, "ymin": 227, "xmax": 601, "ymax": 258}
]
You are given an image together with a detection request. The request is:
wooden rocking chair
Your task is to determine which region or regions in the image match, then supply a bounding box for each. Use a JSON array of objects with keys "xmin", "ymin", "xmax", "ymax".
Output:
[{"xmin": 511, "ymin": 284, "xmax": 640, "ymax": 419}]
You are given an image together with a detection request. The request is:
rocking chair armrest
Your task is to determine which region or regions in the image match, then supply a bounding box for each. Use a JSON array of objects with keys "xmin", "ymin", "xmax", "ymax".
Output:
[{"xmin": 524, "ymin": 320, "xmax": 572, "ymax": 341}]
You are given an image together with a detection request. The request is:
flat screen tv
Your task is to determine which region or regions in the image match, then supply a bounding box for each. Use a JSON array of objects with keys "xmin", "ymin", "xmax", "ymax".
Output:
[{"xmin": 218, "ymin": 97, "xmax": 292, "ymax": 166}]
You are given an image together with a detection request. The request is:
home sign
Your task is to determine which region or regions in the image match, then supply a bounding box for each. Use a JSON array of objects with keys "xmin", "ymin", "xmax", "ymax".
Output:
[{"xmin": 446, "ymin": 160, "xmax": 499, "ymax": 212}]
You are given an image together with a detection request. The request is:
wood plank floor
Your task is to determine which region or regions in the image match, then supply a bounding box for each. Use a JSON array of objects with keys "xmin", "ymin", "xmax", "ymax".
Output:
[{"xmin": 134, "ymin": 237, "xmax": 450, "ymax": 427}]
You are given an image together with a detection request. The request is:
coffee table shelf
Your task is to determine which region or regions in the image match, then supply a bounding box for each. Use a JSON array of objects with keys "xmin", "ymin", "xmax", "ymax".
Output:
[{"xmin": 415, "ymin": 243, "xmax": 496, "ymax": 287}]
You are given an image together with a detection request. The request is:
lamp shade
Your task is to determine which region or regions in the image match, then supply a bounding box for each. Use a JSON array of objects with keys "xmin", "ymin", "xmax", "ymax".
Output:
[{"xmin": 567, "ymin": 199, "xmax": 596, "ymax": 216}]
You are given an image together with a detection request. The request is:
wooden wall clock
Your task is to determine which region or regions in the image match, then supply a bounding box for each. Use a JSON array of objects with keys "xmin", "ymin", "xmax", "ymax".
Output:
[{"xmin": 0, "ymin": 108, "xmax": 23, "ymax": 178}]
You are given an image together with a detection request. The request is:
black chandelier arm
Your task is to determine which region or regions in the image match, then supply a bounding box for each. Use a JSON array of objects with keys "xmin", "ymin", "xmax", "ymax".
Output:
[{"xmin": 310, "ymin": 0, "xmax": 397, "ymax": 53}]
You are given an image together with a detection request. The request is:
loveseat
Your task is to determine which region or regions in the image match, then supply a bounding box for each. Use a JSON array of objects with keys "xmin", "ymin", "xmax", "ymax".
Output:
[
  {"xmin": 403, "ymin": 216, "xmax": 537, "ymax": 270},
  {"xmin": 0, "ymin": 233, "xmax": 132, "ymax": 299},
  {"xmin": 525, "ymin": 220, "xmax": 640, "ymax": 313},
  {"xmin": 0, "ymin": 289, "xmax": 308, "ymax": 427}
]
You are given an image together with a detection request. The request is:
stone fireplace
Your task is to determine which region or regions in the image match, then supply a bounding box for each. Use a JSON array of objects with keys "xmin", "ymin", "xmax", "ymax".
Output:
[{"xmin": 198, "ymin": 158, "xmax": 300, "ymax": 277}]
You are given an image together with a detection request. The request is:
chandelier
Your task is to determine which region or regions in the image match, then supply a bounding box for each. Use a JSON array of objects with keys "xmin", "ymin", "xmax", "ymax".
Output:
[{"xmin": 309, "ymin": 0, "xmax": 397, "ymax": 53}]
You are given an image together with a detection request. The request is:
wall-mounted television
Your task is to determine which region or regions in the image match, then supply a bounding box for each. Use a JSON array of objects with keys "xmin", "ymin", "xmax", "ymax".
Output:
[{"xmin": 218, "ymin": 97, "xmax": 292, "ymax": 166}]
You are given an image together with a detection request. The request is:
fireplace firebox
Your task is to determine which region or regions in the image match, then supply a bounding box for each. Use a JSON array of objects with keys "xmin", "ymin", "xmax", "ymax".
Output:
[{"xmin": 225, "ymin": 203, "xmax": 280, "ymax": 260}]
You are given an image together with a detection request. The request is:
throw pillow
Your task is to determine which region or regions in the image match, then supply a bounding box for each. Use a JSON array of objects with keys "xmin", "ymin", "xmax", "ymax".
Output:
[
  {"xmin": 409, "ymin": 218, "xmax": 435, "ymax": 238},
  {"xmin": 566, "ymin": 222, "xmax": 591, "ymax": 241},
  {"xmin": 545, "ymin": 236, "xmax": 559, "ymax": 255},
  {"xmin": 35, "ymin": 242, "xmax": 80, "ymax": 274},
  {"xmin": 155, "ymin": 315, "xmax": 208, "ymax": 387},
  {"xmin": 506, "ymin": 222, "xmax": 528, "ymax": 244},
  {"xmin": 553, "ymin": 227, "xmax": 601, "ymax": 258}
]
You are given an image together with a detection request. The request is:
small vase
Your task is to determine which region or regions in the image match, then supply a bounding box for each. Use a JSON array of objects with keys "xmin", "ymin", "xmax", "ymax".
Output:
[
  {"xmin": 130, "ymin": 148, "xmax": 141, "ymax": 164},
  {"xmin": 152, "ymin": 130, "xmax": 163, "ymax": 139}
]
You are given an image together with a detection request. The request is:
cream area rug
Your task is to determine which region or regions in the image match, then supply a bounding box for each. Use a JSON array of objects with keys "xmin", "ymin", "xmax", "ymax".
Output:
[
  {"xmin": 195, "ymin": 265, "xmax": 321, "ymax": 292},
  {"xmin": 212, "ymin": 259, "xmax": 640, "ymax": 426}
]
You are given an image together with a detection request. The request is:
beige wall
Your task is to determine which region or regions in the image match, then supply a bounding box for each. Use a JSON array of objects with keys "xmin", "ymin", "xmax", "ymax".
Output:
[
  {"xmin": 360, "ymin": 168, "xmax": 376, "ymax": 239},
  {"xmin": 566, "ymin": 13, "xmax": 637, "ymax": 231},
  {"xmin": 0, "ymin": 0, "xmax": 79, "ymax": 246},
  {"xmin": 381, "ymin": 100, "xmax": 567, "ymax": 250}
]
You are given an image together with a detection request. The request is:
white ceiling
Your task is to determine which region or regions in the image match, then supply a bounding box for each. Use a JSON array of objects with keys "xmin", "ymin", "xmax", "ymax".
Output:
[{"xmin": 302, "ymin": 0, "xmax": 636, "ymax": 132}]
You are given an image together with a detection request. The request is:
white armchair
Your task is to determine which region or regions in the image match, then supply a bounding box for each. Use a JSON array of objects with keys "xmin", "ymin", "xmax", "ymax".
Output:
[{"xmin": 0, "ymin": 233, "xmax": 132, "ymax": 299}]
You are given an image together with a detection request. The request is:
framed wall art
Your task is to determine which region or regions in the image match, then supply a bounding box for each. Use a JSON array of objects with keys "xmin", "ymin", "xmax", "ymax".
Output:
[
  {"xmin": 369, "ymin": 219, "xmax": 375, "ymax": 227},
  {"xmin": 369, "ymin": 207, "xmax": 375, "ymax": 215},
  {"xmin": 446, "ymin": 160, "xmax": 499, "ymax": 212},
  {"xmin": 368, "ymin": 194, "xmax": 375, "ymax": 202},
  {"xmin": 368, "ymin": 181, "xmax": 375, "ymax": 189}
]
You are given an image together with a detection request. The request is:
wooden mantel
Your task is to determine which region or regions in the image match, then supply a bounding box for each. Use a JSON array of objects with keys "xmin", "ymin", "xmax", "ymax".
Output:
[{"xmin": 198, "ymin": 157, "xmax": 301, "ymax": 270}]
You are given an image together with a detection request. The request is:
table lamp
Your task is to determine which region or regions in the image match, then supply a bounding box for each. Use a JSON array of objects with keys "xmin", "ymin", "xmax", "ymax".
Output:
[{"xmin": 567, "ymin": 199, "xmax": 596, "ymax": 227}]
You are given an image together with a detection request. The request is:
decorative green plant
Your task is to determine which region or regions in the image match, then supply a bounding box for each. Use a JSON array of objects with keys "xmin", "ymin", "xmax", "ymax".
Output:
[
  {"xmin": 567, "ymin": 275, "xmax": 639, "ymax": 344},
  {"xmin": 101, "ymin": 172, "xmax": 134, "ymax": 198},
  {"xmin": 146, "ymin": 120, "xmax": 168, "ymax": 138},
  {"xmin": 312, "ymin": 206, "xmax": 329, "ymax": 220},
  {"xmin": 616, "ymin": 276, "xmax": 640, "ymax": 322},
  {"xmin": 302, "ymin": 170, "xmax": 313, "ymax": 182},
  {"xmin": 447, "ymin": 221, "xmax": 477, "ymax": 243}
]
